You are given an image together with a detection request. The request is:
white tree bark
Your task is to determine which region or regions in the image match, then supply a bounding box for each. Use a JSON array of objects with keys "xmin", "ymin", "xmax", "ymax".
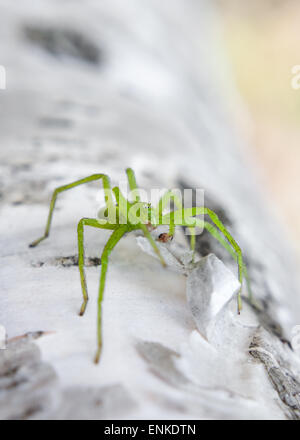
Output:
[{"xmin": 1, "ymin": 0, "xmax": 300, "ymax": 419}]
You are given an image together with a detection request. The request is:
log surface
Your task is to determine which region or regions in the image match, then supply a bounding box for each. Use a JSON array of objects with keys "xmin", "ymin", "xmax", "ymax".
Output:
[{"xmin": 0, "ymin": 0, "xmax": 300, "ymax": 419}]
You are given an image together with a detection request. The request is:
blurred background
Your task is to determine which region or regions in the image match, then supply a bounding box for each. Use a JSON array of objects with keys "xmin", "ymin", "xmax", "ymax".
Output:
[{"xmin": 217, "ymin": 0, "xmax": 300, "ymax": 259}]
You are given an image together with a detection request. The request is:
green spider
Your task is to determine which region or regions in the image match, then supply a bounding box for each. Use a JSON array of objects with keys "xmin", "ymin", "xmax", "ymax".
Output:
[{"xmin": 29, "ymin": 168, "xmax": 250, "ymax": 363}]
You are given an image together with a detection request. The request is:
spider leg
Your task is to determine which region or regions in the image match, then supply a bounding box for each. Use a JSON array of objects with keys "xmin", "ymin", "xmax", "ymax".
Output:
[
  {"xmin": 195, "ymin": 219, "xmax": 252, "ymax": 301},
  {"xmin": 94, "ymin": 225, "xmax": 128, "ymax": 364},
  {"xmin": 126, "ymin": 168, "xmax": 140, "ymax": 202},
  {"xmin": 203, "ymin": 208, "xmax": 244, "ymax": 313},
  {"xmin": 113, "ymin": 187, "xmax": 150, "ymax": 226},
  {"xmin": 125, "ymin": 172, "xmax": 185, "ymax": 265},
  {"xmin": 112, "ymin": 186, "xmax": 131, "ymax": 224},
  {"xmin": 163, "ymin": 208, "xmax": 247, "ymax": 313},
  {"xmin": 155, "ymin": 190, "xmax": 196, "ymax": 257},
  {"xmin": 29, "ymin": 174, "xmax": 115, "ymax": 248},
  {"xmin": 77, "ymin": 218, "xmax": 118, "ymax": 316},
  {"xmin": 139, "ymin": 223, "xmax": 167, "ymax": 267}
]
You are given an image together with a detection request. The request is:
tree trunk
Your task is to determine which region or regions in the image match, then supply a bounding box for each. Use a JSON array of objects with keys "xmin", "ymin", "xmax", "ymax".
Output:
[{"xmin": 1, "ymin": 0, "xmax": 300, "ymax": 420}]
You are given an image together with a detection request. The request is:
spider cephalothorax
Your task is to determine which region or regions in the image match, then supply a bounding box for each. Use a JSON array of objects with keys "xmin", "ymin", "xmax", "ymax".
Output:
[{"xmin": 29, "ymin": 168, "xmax": 250, "ymax": 363}]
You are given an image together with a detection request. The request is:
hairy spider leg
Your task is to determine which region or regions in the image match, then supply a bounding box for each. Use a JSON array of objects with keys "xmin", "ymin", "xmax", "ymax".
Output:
[
  {"xmin": 155, "ymin": 190, "xmax": 197, "ymax": 258},
  {"xmin": 29, "ymin": 174, "xmax": 115, "ymax": 247},
  {"xmin": 77, "ymin": 218, "xmax": 118, "ymax": 316},
  {"xmin": 163, "ymin": 207, "xmax": 246, "ymax": 313},
  {"xmin": 94, "ymin": 224, "xmax": 129, "ymax": 364}
]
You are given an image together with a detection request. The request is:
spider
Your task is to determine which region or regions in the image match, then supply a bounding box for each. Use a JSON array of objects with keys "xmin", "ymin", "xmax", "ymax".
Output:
[{"xmin": 29, "ymin": 168, "xmax": 250, "ymax": 363}]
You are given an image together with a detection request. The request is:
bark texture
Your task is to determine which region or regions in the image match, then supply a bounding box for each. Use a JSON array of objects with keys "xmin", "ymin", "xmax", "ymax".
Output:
[{"xmin": 0, "ymin": 0, "xmax": 300, "ymax": 419}]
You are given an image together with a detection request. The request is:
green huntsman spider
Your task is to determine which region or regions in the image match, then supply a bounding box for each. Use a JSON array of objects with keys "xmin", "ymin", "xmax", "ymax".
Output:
[{"xmin": 29, "ymin": 168, "xmax": 250, "ymax": 363}]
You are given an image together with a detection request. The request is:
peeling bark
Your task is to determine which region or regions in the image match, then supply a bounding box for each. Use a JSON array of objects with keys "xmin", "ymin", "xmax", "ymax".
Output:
[{"xmin": 250, "ymin": 327, "xmax": 300, "ymax": 420}]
